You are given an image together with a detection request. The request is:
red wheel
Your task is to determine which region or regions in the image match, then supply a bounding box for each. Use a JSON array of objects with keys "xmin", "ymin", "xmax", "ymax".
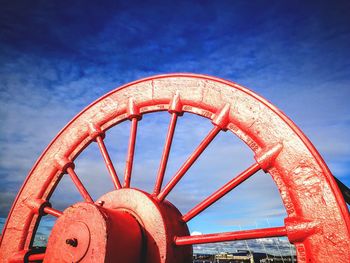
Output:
[{"xmin": 0, "ymin": 74, "xmax": 349, "ymax": 262}]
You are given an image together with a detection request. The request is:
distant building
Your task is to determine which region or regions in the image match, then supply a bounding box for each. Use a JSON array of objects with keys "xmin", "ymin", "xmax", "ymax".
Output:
[
  {"xmin": 260, "ymin": 255, "xmax": 297, "ymax": 263},
  {"xmin": 193, "ymin": 253, "xmax": 214, "ymax": 263},
  {"xmin": 215, "ymin": 251, "xmax": 254, "ymax": 262},
  {"xmin": 193, "ymin": 251, "xmax": 297, "ymax": 263}
]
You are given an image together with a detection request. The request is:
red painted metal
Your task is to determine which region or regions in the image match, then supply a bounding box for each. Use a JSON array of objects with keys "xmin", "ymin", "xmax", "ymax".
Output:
[
  {"xmin": 124, "ymin": 117, "xmax": 138, "ymax": 187},
  {"xmin": 66, "ymin": 166, "xmax": 94, "ymax": 203},
  {"xmin": 182, "ymin": 162, "xmax": 261, "ymax": 222},
  {"xmin": 175, "ymin": 226, "xmax": 287, "ymax": 245},
  {"xmin": 44, "ymin": 202, "xmax": 142, "ymax": 262},
  {"xmin": 96, "ymin": 189, "xmax": 192, "ymax": 263},
  {"xmin": 28, "ymin": 253, "xmax": 45, "ymax": 261},
  {"xmin": 154, "ymin": 91, "xmax": 183, "ymax": 195},
  {"xmin": 124, "ymin": 98, "xmax": 141, "ymax": 188},
  {"xmin": 43, "ymin": 207, "xmax": 62, "ymax": 218},
  {"xmin": 53, "ymin": 158, "xmax": 93, "ymax": 203},
  {"xmin": 154, "ymin": 112, "xmax": 178, "ymax": 195},
  {"xmin": 0, "ymin": 73, "xmax": 349, "ymax": 262},
  {"xmin": 157, "ymin": 125, "xmax": 221, "ymax": 201},
  {"xmin": 95, "ymin": 135, "xmax": 122, "ymax": 189}
]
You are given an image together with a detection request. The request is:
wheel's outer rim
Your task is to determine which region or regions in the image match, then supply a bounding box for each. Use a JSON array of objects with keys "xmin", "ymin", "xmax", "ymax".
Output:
[{"xmin": 1, "ymin": 73, "xmax": 349, "ymax": 262}]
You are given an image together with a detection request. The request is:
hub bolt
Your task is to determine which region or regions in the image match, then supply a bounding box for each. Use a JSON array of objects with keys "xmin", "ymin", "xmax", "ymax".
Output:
[{"xmin": 66, "ymin": 238, "xmax": 78, "ymax": 247}]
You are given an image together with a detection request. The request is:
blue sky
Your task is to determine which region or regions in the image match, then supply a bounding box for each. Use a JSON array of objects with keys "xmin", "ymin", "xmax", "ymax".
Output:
[{"xmin": 1, "ymin": 0, "xmax": 349, "ymax": 255}]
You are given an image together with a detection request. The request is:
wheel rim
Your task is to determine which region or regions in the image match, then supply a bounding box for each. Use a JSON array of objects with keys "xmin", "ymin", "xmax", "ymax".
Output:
[{"xmin": 1, "ymin": 73, "xmax": 349, "ymax": 262}]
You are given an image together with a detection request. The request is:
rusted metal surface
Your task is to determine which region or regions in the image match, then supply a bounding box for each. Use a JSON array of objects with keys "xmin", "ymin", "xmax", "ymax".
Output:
[{"xmin": 0, "ymin": 74, "xmax": 349, "ymax": 262}]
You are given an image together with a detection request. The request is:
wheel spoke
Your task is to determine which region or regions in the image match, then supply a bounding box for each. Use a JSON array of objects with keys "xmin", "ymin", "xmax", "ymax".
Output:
[
  {"xmin": 154, "ymin": 113, "xmax": 178, "ymax": 195},
  {"xmin": 124, "ymin": 118, "xmax": 139, "ymax": 188},
  {"xmin": 175, "ymin": 226, "xmax": 287, "ymax": 245},
  {"xmin": 43, "ymin": 206, "xmax": 63, "ymax": 217},
  {"xmin": 28, "ymin": 253, "xmax": 45, "ymax": 261},
  {"xmin": 96, "ymin": 135, "xmax": 122, "ymax": 189},
  {"xmin": 182, "ymin": 162, "xmax": 261, "ymax": 222},
  {"xmin": 66, "ymin": 167, "xmax": 94, "ymax": 203},
  {"xmin": 157, "ymin": 125, "xmax": 221, "ymax": 201}
]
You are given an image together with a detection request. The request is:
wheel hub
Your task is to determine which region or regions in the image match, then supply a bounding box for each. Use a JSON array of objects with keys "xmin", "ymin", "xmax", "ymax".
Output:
[{"xmin": 44, "ymin": 189, "xmax": 192, "ymax": 262}]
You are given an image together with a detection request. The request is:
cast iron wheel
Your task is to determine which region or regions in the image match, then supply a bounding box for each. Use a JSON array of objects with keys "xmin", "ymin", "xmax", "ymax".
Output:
[{"xmin": 0, "ymin": 74, "xmax": 349, "ymax": 262}]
